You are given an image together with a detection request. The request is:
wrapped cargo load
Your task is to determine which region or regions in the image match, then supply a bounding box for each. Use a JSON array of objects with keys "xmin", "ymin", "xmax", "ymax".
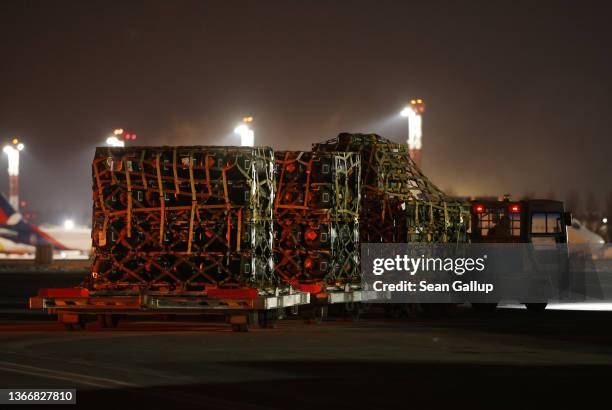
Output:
[
  {"xmin": 313, "ymin": 133, "xmax": 468, "ymax": 244},
  {"xmin": 274, "ymin": 151, "xmax": 360, "ymax": 289},
  {"xmin": 90, "ymin": 146, "xmax": 276, "ymax": 292}
]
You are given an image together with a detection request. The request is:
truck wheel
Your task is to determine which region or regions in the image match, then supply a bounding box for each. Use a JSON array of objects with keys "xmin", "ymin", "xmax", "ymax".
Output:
[{"xmin": 525, "ymin": 303, "xmax": 547, "ymax": 312}]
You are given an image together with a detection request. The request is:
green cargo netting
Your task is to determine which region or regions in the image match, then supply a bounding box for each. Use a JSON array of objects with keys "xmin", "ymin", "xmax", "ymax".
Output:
[{"xmin": 313, "ymin": 133, "xmax": 469, "ymax": 244}]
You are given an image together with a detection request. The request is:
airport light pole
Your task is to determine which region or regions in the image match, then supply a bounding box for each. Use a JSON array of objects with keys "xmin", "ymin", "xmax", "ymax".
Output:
[
  {"xmin": 234, "ymin": 116, "xmax": 255, "ymax": 147},
  {"xmin": 3, "ymin": 138, "xmax": 24, "ymax": 212},
  {"xmin": 106, "ymin": 128, "xmax": 125, "ymax": 147},
  {"xmin": 106, "ymin": 128, "xmax": 136, "ymax": 147},
  {"xmin": 400, "ymin": 99, "xmax": 425, "ymax": 168}
]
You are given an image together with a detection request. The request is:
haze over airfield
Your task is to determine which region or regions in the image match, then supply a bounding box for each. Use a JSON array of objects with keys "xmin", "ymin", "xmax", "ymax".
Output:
[{"xmin": 0, "ymin": 0, "xmax": 610, "ymax": 223}]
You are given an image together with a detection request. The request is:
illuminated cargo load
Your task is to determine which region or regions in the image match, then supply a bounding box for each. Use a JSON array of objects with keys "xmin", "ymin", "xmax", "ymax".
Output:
[
  {"xmin": 313, "ymin": 133, "xmax": 468, "ymax": 244},
  {"xmin": 90, "ymin": 146, "xmax": 276, "ymax": 292},
  {"xmin": 274, "ymin": 151, "xmax": 360, "ymax": 290}
]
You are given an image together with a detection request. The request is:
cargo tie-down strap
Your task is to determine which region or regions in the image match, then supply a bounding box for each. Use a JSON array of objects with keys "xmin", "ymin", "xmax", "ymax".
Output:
[{"xmin": 91, "ymin": 146, "xmax": 276, "ymax": 291}]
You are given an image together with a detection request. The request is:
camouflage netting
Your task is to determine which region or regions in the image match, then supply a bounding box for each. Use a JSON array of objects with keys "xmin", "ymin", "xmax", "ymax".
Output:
[
  {"xmin": 90, "ymin": 146, "xmax": 276, "ymax": 292},
  {"xmin": 313, "ymin": 133, "xmax": 468, "ymax": 244}
]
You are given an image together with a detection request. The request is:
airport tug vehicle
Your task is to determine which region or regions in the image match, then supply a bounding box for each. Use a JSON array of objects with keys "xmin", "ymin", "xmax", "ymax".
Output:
[{"xmin": 469, "ymin": 197, "xmax": 572, "ymax": 312}]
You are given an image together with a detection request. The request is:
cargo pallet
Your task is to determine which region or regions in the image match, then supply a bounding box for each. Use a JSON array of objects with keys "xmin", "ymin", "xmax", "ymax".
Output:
[
  {"xmin": 29, "ymin": 288, "xmax": 310, "ymax": 332},
  {"xmin": 294, "ymin": 284, "xmax": 390, "ymax": 323}
]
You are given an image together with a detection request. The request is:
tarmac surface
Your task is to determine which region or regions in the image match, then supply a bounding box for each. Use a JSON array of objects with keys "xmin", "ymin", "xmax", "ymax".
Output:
[
  {"xmin": 1, "ymin": 267, "xmax": 612, "ymax": 408},
  {"xmin": 1, "ymin": 308, "xmax": 612, "ymax": 409}
]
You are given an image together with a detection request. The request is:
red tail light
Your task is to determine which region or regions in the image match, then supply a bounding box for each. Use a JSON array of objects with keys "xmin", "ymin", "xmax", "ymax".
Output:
[
  {"xmin": 286, "ymin": 163, "xmax": 296, "ymax": 172},
  {"xmin": 304, "ymin": 258, "xmax": 313, "ymax": 269},
  {"xmin": 472, "ymin": 204, "xmax": 485, "ymax": 214},
  {"xmin": 509, "ymin": 203, "xmax": 521, "ymax": 213}
]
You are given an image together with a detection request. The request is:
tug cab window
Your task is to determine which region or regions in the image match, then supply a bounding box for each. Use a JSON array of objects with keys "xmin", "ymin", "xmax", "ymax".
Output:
[
  {"xmin": 509, "ymin": 213, "xmax": 521, "ymax": 237},
  {"xmin": 531, "ymin": 212, "xmax": 561, "ymax": 234},
  {"xmin": 474, "ymin": 206, "xmax": 520, "ymax": 238},
  {"xmin": 477, "ymin": 209, "xmax": 504, "ymax": 237}
]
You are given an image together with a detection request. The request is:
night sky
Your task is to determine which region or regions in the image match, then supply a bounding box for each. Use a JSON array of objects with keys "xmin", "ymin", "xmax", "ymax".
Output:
[{"xmin": 0, "ymin": 0, "xmax": 610, "ymax": 224}]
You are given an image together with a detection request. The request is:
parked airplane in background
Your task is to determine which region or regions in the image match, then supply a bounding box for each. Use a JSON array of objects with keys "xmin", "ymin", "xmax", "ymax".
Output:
[
  {"xmin": 0, "ymin": 233, "xmax": 35, "ymax": 254},
  {"xmin": 568, "ymin": 218, "xmax": 605, "ymax": 246},
  {"xmin": 0, "ymin": 194, "xmax": 91, "ymax": 256},
  {"xmin": 567, "ymin": 218, "xmax": 608, "ymax": 259},
  {"xmin": 38, "ymin": 223, "xmax": 92, "ymax": 255}
]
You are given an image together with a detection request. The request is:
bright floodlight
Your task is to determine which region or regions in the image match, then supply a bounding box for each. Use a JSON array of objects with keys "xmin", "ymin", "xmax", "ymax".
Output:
[
  {"xmin": 401, "ymin": 106, "xmax": 422, "ymax": 150},
  {"xmin": 604, "ymin": 217, "xmax": 608, "ymax": 224},
  {"xmin": 64, "ymin": 219, "xmax": 75, "ymax": 230},
  {"xmin": 3, "ymin": 145, "xmax": 20, "ymax": 176},
  {"xmin": 234, "ymin": 124, "xmax": 248, "ymax": 134},
  {"xmin": 400, "ymin": 106, "xmax": 412, "ymax": 117},
  {"xmin": 106, "ymin": 136, "xmax": 125, "ymax": 147},
  {"xmin": 234, "ymin": 124, "xmax": 254, "ymax": 147},
  {"xmin": 3, "ymin": 141, "xmax": 22, "ymax": 211}
]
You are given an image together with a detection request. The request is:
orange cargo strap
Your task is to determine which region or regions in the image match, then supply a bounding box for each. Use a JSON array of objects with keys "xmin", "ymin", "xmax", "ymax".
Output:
[
  {"xmin": 303, "ymin": 156, "xmax": 312, "ymax": 215},
  {"xmin": 274, "ymin": 152, "xmax": 289, "ymax": 209},
  {"xmin": 125, "ymin": 158, "xmax": 132, "ymax": 238},
  {"xmin": 172, "ymin": 148, "xmax": 180, "ymax": 195},
  {"xmin": 204, "ymin": 154, "xmax": 212, "ymax": 196},
  {"xmin": 108, "ymin": 148, "xmax": 118, "ymax": 185},
  {"xmin": 187, "ymin": 154, "xmax": 196, "ymax": 253},
  {"xmin": 226, "ymin": 212, "xmax": 231, "ymax": 247},
  {"xmin": 140, "ymin": 150, "xmax": 147, "ymax": 189},
  {"xmin": 155, "ymin": 153, "xmax": 165, "ymax": 245},
  {"xmin": 222, "ymin": 166, "xmax": 229, "ymax": 209},
  {"xmin": 99, "ymin": 216, "xmax": 108, "ymax": 246},
  {"xmin": 93, "ymin": 161, "xmax": 107, "ymax": 214},
  {"xmin": 236, "ymin": 208, "xmax": 242, "ymax": 252}
]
